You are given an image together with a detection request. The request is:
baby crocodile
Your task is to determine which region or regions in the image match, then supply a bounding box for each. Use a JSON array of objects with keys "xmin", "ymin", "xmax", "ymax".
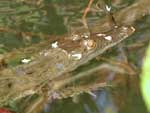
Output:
[
  {"xmin": 0, "ymin": 25, "xmax": 135, "ymax": 106},
  {"xmin": 14, "ymin": 25, "xmax": 135, "ymax": 81}
]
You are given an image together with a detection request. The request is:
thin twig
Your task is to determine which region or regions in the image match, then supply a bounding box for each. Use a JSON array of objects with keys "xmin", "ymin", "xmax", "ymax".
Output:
[{"xmin": 82, "ymin": 0, "xmax": 94, "ymax": 28}]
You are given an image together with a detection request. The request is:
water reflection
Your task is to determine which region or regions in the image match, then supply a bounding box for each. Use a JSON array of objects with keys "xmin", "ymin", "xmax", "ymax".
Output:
[
  {"xmin": 43, "ymin": 89, "xmax": 118, "ymax": 113},
  {"xmin": 94, "ymin": 90, "xmax": 118, "ymax": 113},
  {"xmin": 43, "ymin": 85, "xmax": 147, "ymax": 113}
]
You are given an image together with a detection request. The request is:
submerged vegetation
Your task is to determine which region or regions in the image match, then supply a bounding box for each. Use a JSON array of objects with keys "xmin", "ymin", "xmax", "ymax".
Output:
[{"xmin": 0, "ymin": 0, "xmax": 150, "ymax": 113}]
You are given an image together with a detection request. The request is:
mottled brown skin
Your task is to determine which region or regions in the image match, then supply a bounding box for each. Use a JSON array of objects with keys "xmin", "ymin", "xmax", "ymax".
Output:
[
  {"xmin": 0, "ymin": 2, "xmax": 136, "ymax": 107},
  {"xmin": 14, "ymin": 25, "xmax": 135, "ymax": 80},
  {"xmin": 53, "ymin": 26, "xmax": 135, "ymax": 72},
  {"xmin": 0, "ymin": 25, "xmax": 135, "ymax": 107}
]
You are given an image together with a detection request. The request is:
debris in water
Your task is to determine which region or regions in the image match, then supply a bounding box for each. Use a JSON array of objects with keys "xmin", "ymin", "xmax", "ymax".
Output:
[
  {"xmin": 70, "ymin": 52, "xmax": 82, "ymax": 60},
  {"xmin": 105, "ymin": 5, "xmax": 111, "ymax": 12},
  {"xmin": 104, "ymin": 36, "xmax": 112, "ymax": 41},
  {"xmin": 96, "ymin": 33, "xmax": 106, "ymax": 37},
  {"xmin": 21, "ymin": 58, "xmax": 31, "ymax": 64},
  {"xmin": 51, "ymin": 41, "xmax": 58, "ymax": 48}
]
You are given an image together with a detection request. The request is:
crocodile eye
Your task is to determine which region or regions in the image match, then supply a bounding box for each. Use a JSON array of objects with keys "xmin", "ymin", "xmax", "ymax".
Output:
[{"xmin": 82, "ymin": 39, "xmax": 97, "ymax": 50}]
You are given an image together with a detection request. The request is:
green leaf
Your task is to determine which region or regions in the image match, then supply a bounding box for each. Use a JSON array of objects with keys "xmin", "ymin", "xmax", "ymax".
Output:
[{"xmin": 141, "ymin": 44, "xmax": 150, "ymax": 111}]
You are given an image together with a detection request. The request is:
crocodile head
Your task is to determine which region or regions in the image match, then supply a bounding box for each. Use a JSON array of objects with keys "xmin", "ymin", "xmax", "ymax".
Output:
[{"xmin": 55, "ymin": 26, "xmax": 135, "ymax": 67}]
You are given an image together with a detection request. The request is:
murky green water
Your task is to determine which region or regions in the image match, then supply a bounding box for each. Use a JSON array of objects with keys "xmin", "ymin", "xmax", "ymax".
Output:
[{"xmin": 0, "ymin": 0, "xmax": 149, "ymax": 113}]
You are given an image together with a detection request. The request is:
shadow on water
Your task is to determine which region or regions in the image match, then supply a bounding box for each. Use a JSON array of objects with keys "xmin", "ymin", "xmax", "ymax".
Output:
[{"xmin": 43, "ymin": 87, "xmax": 147, "ymax": 113}]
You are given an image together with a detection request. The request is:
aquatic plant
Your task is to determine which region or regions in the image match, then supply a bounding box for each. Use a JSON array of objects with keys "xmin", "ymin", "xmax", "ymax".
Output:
[{"xmin": 141, "ymin": 44, "xmax": 150, "ymax": 111}]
